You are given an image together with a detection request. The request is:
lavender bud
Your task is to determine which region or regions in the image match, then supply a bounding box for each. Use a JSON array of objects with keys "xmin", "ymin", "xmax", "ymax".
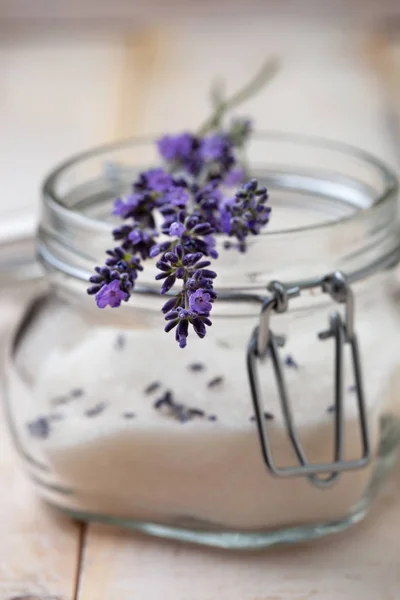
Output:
[
  {"xmin": 194, "ymin": 260, "xmax": 211, "ymax": 269},
  {"xmin": 99, "ymin": 267, "xmax": 110, "ymax": 277},
  {"xmin": 256, "ymin": 186, "xmax": 267, "ymax": 195},
  {"xmin": 191, "ymin": 223, "xmax": 214, "ymax": 235},
  {"xmin": 89, "ymin": 275, "xmax": 104, "ymax": 284},
  {"xmin": 155, "ymin": 272, "xmax": 170, "ymax": 281},
  {"xmin": 156, "ymin": 260, "xmax": 172, "ymax": 272},
  {"xmin": 182, "ymin": 252, "xmax": 203, "ymax": 266},
  {"xmin": 165, "ymin": 310, "xmax": 179, "ymax": 320},
  {"xmin": 164, "ymin": 319, "xmax": 179, "ymax": 333},
  {"xmin": 192, "ymin": 317, "xmax": 206, "ymax": 338},
  {"xmin": 150, "ymin": 242, "xmax": 171, "ymax": 258},
  {"xmin": 87, "ymin": 285, "xmax": 102, "ymax": 295},
  {"xmin": 164, "ymin": 252, "xmax": 178, "ymax": 264},
  {"xmin": 105, "ymin": 258, "xmax": 118, "ymax": 267},
  {"xmin": 177, "ymin": 209, "xmax": 186, "ymax": 223},
  {"xmin": 243, "ymin": 179, "xmax": 258, "ymax": 193},
  {"xmin": 162, "ymin": 297, "xmax": 179, "ymax": 313},
  {"xmin": 186, "ymin": 216, "xmax": 200, "ymax": 230},
  {"xmin": 176, "ymin": 319, "xmax": 189, "ymax": 348},
  {"xmin": 161, "ymin": 274, "xmax": 177, "ymax": 294},
  {"xmin": 198, "ymin": 269, "xmax": 217, "ymax": 279}
]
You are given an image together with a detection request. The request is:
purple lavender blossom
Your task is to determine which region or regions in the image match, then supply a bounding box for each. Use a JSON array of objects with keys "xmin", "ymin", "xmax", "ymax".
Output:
[
  {"xmin": 219, "ymin": 198, "xmax": 234, "ymax": 234},
  {"xmin": 149, "ymin": 241, "xmax": 173, "ymax": 258},
  {"xmin": 112, "ymin": 194, "xmax": 142, "ymax": 218},
  {"xmin": 176, "ymin": 311, "xmax": 190, "ymax": 348},
  {"xmin": 203, "ymin": 235, "xmax": 218, "ymax": 259},
  {"xmin": 88, "ymin": 251, "xmax": 143, "ymax": 305},
  {"xmin": 189, "ymin": 289, "xmax": 213, "ymax": 314},
  {"xmin": 89, "ymin": 114, "xmax": 272, "ymax": 347},
  {"xmin": 128, "ymin": 227, "xmax": 154, "ymax": 245},
  {"xmin": 157, "ymin": 133, "xmax": 195, "ymax": 162},
  {"xmin": 169, "ymin": 221, "xmax": 186, "ymax": 237},
  {"xmin": 95, "ymin": 280, "xmax": 128, "ymax": 308},
  {"xmin": 224, "ymin": 166, "xmax": 246, "ymax": 187},
  {"xmin": 200, "ymin": 133, "xmax": 230, "ymax": 161},
  {"xmin": 158, "ymin": 247, "xmax": 216, "ymax": 347},
  {"xmin": 200, "ymin": 133, "xmax": 235, "ymax": 176},
  {"xmin": 164, "ymin": 187, "xmax": 189, "ymax": 207},
  {"xmin": 220, "ymin": 178, "xmax": 271, "ymax": 246},
  {"xmin": 158, "ymin": 129, "xmax": 235, "ymax": 179},
  {"xmin": 144, "ymin": 168, "xmax": 173, "ymax": 193}
]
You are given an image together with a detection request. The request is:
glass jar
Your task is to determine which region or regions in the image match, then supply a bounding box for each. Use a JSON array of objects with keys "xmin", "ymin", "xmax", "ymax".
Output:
[{"xmin": 5, "ymin": 133, "xmax": 400, "ymax": 549}]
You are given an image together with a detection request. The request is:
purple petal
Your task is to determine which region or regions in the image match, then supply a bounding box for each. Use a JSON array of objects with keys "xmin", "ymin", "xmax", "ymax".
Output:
[{"xmin": 169, "ymin": 222, "xmax": 186, "ymax": 238}]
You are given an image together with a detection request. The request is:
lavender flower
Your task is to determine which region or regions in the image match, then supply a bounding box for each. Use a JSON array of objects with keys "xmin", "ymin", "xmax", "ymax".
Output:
[
  {"xmin": 157, "ymin": 133, "xmax": 195, "ymax": 162},
  {"xmin": 189, "ymin": 289, "xmax": 213, "ymax": 314},
  {"xmin": 159, "ymin": 245, "xmax": 217, "ymax": 347},
  {"xmin": 143, "ymin": 168, "xmax": 173, "ymax": 193},
  {"xmin": 157, "ymin": 133, "xmax": 204, "ymax": 177},
  {"xmin": 89, "ymin": 66, "xmax": 275, "ymax": 347},
  {"xmin": 164, "ymin": 187, "xmax": 189, "ymax": 208},
  {"xmin": 88, "ymin": 251, "xmax": 143, "ymax": 307},
  {"xmin": 224, "ymin": 166, "xmax": 246, "ymax": 187},
  {"xmin": 200, "ymin": 133, "xmax": 233, "ymax": 165},
  {"xmin": 169, "ymin": 222, "xmax": 186, "ymax": 238},
  {"xmin": 220, "ymin": 178, "xmax": 271, "ymax": 249},
  {"xmin": 112, "ymin": 194, "xmax": 142, "ymax": 218},
  {"xmin": 95, "ymin": 280, "xmax": 128, "ymax": 308}
]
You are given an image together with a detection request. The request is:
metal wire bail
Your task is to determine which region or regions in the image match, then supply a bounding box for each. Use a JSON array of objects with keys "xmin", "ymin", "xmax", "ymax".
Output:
[{"xmin": 247, "ymin": 271, "xmax": 371, "ymax": 489}]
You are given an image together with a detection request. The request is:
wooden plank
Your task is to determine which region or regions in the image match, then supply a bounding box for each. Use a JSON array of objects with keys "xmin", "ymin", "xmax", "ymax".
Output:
[
  {"xmin": 114, "ymin": 28, "xmax": 169, "ymax": 140},
  {"xmin": 364, "ymin": 22, "xmax": 400, "ymax": 161},
  {"xmin": 0, "ymin": 299, "xmax": 81, "ymax": 600},
  {"xmin": 77, "ymin": 464, "xmax": 400, "ymax": 600}
]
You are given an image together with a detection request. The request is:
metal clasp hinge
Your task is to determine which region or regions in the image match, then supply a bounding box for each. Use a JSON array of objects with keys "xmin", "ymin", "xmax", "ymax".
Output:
[{"xmin": 247, "ymin": 271, "xmax": 371, "ymax": 489}]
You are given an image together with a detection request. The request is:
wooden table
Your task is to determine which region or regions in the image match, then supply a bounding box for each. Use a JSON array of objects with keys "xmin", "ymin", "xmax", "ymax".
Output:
[{"xmin": 2, "ymin": 11, "xmax": 400, "ymax": 599}]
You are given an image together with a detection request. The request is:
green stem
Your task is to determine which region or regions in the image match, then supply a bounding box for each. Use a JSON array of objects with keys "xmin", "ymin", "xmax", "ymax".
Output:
[{"xmin": 197, "ymin": 57, "xmax": 280, "ymax": 135}]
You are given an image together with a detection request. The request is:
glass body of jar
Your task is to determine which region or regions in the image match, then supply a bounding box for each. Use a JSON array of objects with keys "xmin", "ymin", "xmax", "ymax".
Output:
[{"xmin": 5, "ymin": 134, "xmax": 400, "ymax": 549}]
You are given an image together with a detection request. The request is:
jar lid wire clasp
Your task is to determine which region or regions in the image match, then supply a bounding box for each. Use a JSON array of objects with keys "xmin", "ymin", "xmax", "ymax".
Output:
[{"xmin": 247, "ymin": 271, "xmax": 371, "ymax": 489}]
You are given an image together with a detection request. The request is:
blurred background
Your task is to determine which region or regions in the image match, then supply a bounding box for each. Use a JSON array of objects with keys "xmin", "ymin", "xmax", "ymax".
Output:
[{"xmin": 1, "ymin": 0, "xmax": 400, "ymax": 278}]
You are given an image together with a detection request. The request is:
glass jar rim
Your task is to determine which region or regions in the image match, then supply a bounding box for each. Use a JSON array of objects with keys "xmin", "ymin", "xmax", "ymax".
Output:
[
  {"xmin": 39, "ymin": 131, "xmax": 400, "ymax": 293},
  {"xmin": 42, "ymin": 131, "xmax": 398, "ymax": 237}
]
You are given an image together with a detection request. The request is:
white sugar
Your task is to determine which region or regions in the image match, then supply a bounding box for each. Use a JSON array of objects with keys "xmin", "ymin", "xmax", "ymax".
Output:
[{"xmin": 9, "ymin": 282, "xmax": 400, "ymax": 530}]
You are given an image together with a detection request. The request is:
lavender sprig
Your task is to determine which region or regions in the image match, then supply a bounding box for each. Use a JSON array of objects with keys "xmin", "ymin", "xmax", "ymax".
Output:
[
  {"xmin": 158, "ymin": 243, "xmax": 217, "ymax": 349},
  {"xmin": 220, "ymin": 179, "xmax": 271, "ymax": 252},
  {"xmin": 88, "ymin": 61, "xmax": 277, "ymax": 347}
]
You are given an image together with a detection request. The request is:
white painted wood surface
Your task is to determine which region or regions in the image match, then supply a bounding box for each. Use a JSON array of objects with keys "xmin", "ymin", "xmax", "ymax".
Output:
[{"xmin": 1, "ymin": 11, "xmax": 400, "ymax": 598}]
